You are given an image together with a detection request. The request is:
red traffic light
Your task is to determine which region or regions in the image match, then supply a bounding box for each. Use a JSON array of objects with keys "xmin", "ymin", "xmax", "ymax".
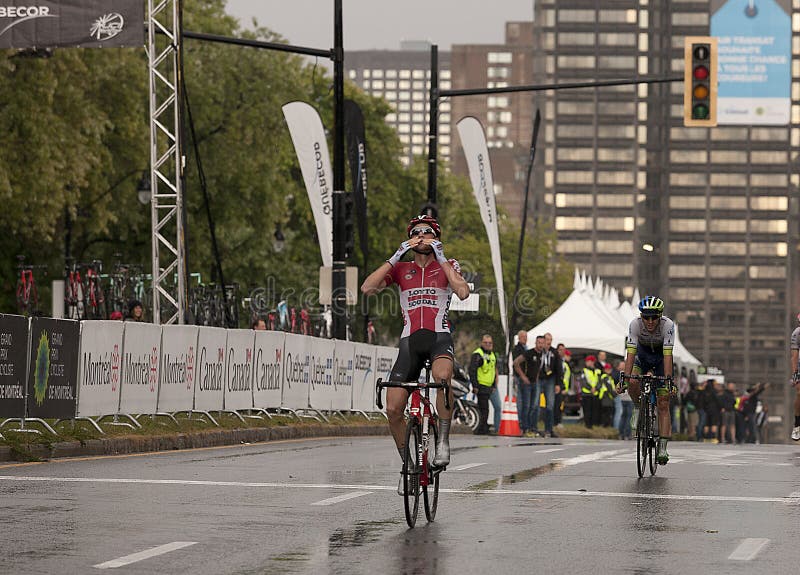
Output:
[{"xmin": 693, "ymin": 65, "xmax": 709, "ymax": 80}]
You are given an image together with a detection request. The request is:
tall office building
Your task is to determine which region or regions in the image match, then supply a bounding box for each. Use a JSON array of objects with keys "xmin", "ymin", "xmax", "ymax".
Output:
[
  {"xmin": 346, "ymin": 42, "xmax": 452, "ymax": 166},
  {"xmin": 528, "ymin": 0, "xmax": 798, "ymax": 421}
]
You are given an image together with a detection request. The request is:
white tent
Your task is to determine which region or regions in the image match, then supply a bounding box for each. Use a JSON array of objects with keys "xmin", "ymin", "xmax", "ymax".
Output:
[{"xmin": 528, "ymin": 270, "xmax": 702, "ymax": 370}]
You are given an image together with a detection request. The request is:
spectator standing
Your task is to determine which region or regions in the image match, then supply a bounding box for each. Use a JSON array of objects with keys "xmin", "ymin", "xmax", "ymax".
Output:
[
  {"xmin": 536, "ymin": 333, "xmax": 563, "ymax": 438},
  {"xmin": 740, "ymin": 383, "xmax": 767, "ymax": 443},
  {"xmin": 579, "ymin": 355, "xmax": 601, "ymax": 428},
  {"xmin": 678, "ymin": 368, "xmax": 690, "ymax": 434},
  {"xmin": 513, "ymin": 335, "xmax": 544, "ymax": 437},
  {"xmin": 126, "ymin": 300, "xmax": 144, "ymax": 322},
  {"xmin": 598, "ymin": 362, "xmax": 617, "ymax": 427},
  {"xmin": 252, "ymin": 317, "xmax": 267, "ymax": 330},
  {"xmin": 694, "ymin": 380, "xmax": 708, "ymax": 441},
  {"xmin": 612, "ymin": 360, "xmax": 623, "ymax": 430},
  {"xmin": 617, "ymin": 378, "xmax": 634, "ymax": 440},
  {"xmin": 555, "ymin": 344, "xmax": 571, "ymax": 427},
  {"xmin": 469, "ymin": 334, "xmax": 499, "ymax": 435},
  {"xmin": 512, "ymin": 331, "xmax": 529, "ymax": 427},
  {"xmin": 684, "ymin": 382, "xmax": 700, "ymax": 441},
  {"xmin": 720, "ymin": 382, "xmax": 737, "ymax": 444}
]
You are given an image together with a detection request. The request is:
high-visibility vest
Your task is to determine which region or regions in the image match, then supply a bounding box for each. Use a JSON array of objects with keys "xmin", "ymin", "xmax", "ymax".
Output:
[
  {"xmin": 581, "ymin": 367, "xmax": 599, "ymax": 395},
  {"xmin": 473, "ymin": 348, "xmax": 496, "ymax": 387},
  {"xmin": 598, "ymin": 374, "xmax": 614, "ymax": 400},
  {"xmin": 562, "ymin": 361, "xmax": 571, "ymax": 391}
]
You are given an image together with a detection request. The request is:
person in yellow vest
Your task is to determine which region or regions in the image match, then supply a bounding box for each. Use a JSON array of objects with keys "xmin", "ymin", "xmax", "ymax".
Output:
[
  {"xmin": 554, "ymin": 344, "xmax": 571, "ymax": 427},
  {"xmin": 469, "ymin": 334, "xmax": 499, "ymax": 435},
  {"xmin": 580, "ymin": 355, "xmax": 601, "ymax": 428},
  {"xmin": 598, "ymin": 362, "xmax": 617, "ymax": 427}
]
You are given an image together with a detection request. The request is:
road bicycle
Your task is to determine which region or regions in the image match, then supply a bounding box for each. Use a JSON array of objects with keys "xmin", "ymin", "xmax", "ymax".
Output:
[
  {"xmin": 376, "ymin": 362, "xmax": 450, "ymax": 528},
  {"xmin": 83, "ymin": 260, "xmax": 107, "ymax": 320},
  {"xmin": 64, "ymin": 259, "xmax": 85, "ymax": 320},
  {"xmin": 621, "ymin": 373, "xmax": 671, "ymax": 478},
  {"xmin": 15, "ymin": 255, "xmax": 45, "ymax": 317}
]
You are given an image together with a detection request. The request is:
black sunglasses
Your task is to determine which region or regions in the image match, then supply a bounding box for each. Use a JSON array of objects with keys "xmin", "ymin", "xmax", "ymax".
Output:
[
  {"xmin": 409, "ymin": 227, "xmax": 435, "ymax": 236},
  {"xmin": 641, "ymin": 314, "xmax": 661, "ymax": 321}
]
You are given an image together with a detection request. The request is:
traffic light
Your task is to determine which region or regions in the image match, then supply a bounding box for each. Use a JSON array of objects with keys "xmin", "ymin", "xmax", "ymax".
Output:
[
  {"xmin": 343, "ymin": 191, "xmax": 355, "ymax": 259},
  {"xmin": 684, "ymin": 36, "xmax": 718, "ymax": 127}
]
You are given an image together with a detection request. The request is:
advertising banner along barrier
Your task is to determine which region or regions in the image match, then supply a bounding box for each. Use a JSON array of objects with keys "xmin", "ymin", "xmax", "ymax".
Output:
[
  {"xmin": 76, "ymin": 320, "xmax": 124, "ymax": 418},
  {"xmin": 374, "ymin": 345, "xmax": 399, "ymax": 414},
  {"xmin": 282, "ymin": 333, "xmax": 311, "ymax": 410},
  {"xmin": 351, "ymin": 342, "xmax": 376, "ymax": 413},
  {"xmin": 26, "ymin": 317, "xmax": 79, "ymax": 419},
  {"xmin": 194, "ymin": 327, "xmax": 227, "ymax": 412},
  {"xmin": 252, "ymin": 330, "xmax": 285, "ymax": 410},
  {"xmin": 118, "ymin": 322, "xmax": 161, "ymax": 415},
  {"xmin": 224, "ymin": 329, "xmax": 255, "ymax": 411},
  {"xmin": 157, "ymin": 325, "xmax": 199, "ymax": 413},
  {"xmin": 0, "ymin": 314, "xmax": 29, "ymax": 418},
  {"xmin": 307, "ymin": 337, "xmax": 338, "ymax": 411}
]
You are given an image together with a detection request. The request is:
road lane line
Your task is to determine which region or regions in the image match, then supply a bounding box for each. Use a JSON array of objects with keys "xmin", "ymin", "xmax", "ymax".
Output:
[
  {"xmin": 311, "ymin": 491, "xmax": 371, "ymax": 506},
  {"xmin": 537, "ymin": 448, "xmax": 564, "ymax": 454},
  {"xmin": 554, "ymin": 449, "xmax": 627, "ymax": 466},
  {"xmin": 728, "ymin": 538, "xmax": 769, "ymax": 561},
  {"xmin": 449, "ymin": 462, "xmax": 486, "ymax": 471},
  {"xmin": 93, "ymin": 541, "xmax": 197, "ymax": 569},
  {"xmin": 1, "ymin": 475, "xmax": 795, "ymax": 504}
]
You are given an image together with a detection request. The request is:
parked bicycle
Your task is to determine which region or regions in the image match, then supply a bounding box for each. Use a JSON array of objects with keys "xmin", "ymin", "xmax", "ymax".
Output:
[
  {"xmin": 64, "ymin": 259, "xmax": 85, "ymax": 320},
  {"xmin": 83, "ymin": 260, "xmax": 107, "ymax": 320},
  {"xmin": 376, "ymin": 361, "xmax": 450, "ymax": 528},
  {"xmin": 15, "ymin": 255, "xmax": 46, "ymax": 317}
]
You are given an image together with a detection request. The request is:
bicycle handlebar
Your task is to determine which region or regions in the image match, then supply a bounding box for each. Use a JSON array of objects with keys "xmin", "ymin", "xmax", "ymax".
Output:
[
  {"xmin": 620, "ymin": 373, "xmax": 670, "ymax": 381},
  {"xmin": 375, "ymin": 378, "xmax": 451, "ymax": 411}
]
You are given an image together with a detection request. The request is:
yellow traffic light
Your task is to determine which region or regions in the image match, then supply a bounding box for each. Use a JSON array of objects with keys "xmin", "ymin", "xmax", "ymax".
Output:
[{"xmin": 684, "ymin": 36, "xmax": 718, "ymax": 127}]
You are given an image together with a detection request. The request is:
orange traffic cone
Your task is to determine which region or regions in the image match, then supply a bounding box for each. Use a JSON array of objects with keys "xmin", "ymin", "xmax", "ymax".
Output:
[{"xmin": 498, "ymin": 395, "xmax": 521, "ymax": 436}]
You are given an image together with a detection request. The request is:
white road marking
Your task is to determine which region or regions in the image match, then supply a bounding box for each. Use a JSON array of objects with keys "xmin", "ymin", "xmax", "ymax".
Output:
[
  {"xmin": 93, "ymin": 541, "xmax": 196, "ymax": 569},
  {"xmin": 1, "ymin": 475, "xmax": 795, "ymax": 504},
  {"xmin": 536, "ymin": 448, "xmax": 564, "ymax": 454},
  {"xmin": 554, "ymin": 449, "xmax": 627, "ymax": 467},
  {"xmin": 449, "ymin": 462, "xmax": 486, "ymax": 471},
  {"xmin": 728, "ymin": 538, "xmax": 770, "ymax": 561},
  {"xmin": 311, "ymin": 491, "xmax": 371, "ymax": 506}
]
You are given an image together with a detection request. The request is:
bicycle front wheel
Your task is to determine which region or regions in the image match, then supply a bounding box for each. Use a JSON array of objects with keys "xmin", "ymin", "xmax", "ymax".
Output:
[
  {"xmin": 636, "ymin": 399, "xmax": 648, "ymax": 478},
  {"xmin": 403, "ymin": 420, "xmax": 421, "ymax": 528},
  {"xmin": 423, "ymin": 419, "xmax": 440, "ymax": 523},
  {"xmin": 649, "ymin": 405, "xmax": 658, "ymax": 476}
]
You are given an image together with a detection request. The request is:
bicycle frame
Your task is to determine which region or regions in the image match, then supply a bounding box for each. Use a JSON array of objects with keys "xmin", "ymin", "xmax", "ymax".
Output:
[{"xmin": 623, "ymin": 373, "xmax": 669, "ymax": 477}]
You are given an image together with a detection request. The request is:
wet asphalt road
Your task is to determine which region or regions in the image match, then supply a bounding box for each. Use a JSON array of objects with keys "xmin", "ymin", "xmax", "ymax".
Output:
[{"xmin": 1, "ymin": 434, "xmax": 798, "ymax": 575}]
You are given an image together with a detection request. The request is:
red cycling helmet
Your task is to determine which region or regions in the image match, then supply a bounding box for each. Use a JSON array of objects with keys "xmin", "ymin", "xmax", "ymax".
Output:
[{"xmin": 406, "ymin": 214, "xmax": 441, "ymax": 238}]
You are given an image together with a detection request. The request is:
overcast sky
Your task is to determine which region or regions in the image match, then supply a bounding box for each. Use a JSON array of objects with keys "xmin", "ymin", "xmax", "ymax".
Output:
[{"xmin": 225, "ymin": 0, "xmax": 535, "ymax": 51}]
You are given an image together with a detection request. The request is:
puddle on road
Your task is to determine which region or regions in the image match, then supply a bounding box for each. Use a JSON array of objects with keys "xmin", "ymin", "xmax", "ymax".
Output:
[
  {"xmin": 468, "ymin": 461, "xmax": 562, "ymax": 491},
  {"xmin": 328, "ymin": 519, "xmax": 402, "ymax": 554}
]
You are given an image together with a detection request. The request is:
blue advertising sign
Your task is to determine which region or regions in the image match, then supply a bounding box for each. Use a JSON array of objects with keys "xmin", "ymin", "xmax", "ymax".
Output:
[{"xmin": 711, "ymin": 0, "xmax": 791, "ymax": 125}]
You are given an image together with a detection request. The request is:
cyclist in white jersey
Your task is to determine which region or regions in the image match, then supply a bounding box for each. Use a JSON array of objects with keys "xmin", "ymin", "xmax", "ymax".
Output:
[
  {"xmin": 617, "ymin": 296, "xmax": 675, "ymax": 464},
  {"xmin": 790, "ymin": 313, "xmax": 800, "ymax": 441}
]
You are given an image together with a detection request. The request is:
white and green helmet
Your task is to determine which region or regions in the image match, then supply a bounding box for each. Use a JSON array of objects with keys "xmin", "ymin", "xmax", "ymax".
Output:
[{"xmin": 638, "ymin": 295, "xmax": 664, "ymax": 317}]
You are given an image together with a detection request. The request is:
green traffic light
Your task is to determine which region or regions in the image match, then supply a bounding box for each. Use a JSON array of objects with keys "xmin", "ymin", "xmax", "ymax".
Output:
[{"xmin": 692, "ymin": 103, "xmax": 709, "ymax": 119}]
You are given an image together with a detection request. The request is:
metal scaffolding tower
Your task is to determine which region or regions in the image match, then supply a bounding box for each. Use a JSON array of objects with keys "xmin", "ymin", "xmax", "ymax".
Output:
[{"xmin": 147, "ymin": 0, "xmax": 186, "ymax": 324}]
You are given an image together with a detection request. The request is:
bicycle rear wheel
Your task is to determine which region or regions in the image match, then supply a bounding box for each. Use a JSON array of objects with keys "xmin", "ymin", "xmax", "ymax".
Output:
[
  {"xmin": 648, "ymin": 405, "xmax": 658, "ymax": 476},
  {"xmin": 403, "ymin": 420, "xmax": 421, "ymax": 528},
  {"xmin": 636, "ymin": 399, "xmax": 648, "ymax": 478},
  {"xmin": 423, "ymin": 419, "xmax": 440, "ymax": 522}
]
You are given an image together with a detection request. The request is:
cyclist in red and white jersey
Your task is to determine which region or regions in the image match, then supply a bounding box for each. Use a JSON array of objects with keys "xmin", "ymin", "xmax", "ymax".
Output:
[{"xmin": 361, "ymin": 215, "xmax": 470, "ymax": 491}]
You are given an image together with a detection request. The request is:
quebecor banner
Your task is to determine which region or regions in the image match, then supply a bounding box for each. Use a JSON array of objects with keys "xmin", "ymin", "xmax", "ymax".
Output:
[
  {"xmin": 26, "ymin": 317, "xmax": 79, "ymax": 419},
  {"xmin": 194, "ymin": 327, "xmax": 227, "ymax": 412},
  {"xmin": 0, "ymin": 314, "xmax": 29, "ymax": 418},
  {"xmin": 344, "ymin": 99, "xmax": 369, "ymax": 261},
  {"xmin": 456, "ymin": 117, "xmax": 508, "ymax": 349},
  {"xmin": 351, "ymin": 342, "xmax": 376, "ymax": 413},
  {"xmin": 157, "ymin": 325, "xmax": 198, "ymax": 413},
  {"xmin": 0, "ymin": 0, "xmax": 144, "ymax": 49},
  {"xmin": 252, "ymin": 330, "xmax": 284, "ymax": 409},
  {"xmin": 307, "ymin": 336, "xmax": 338, "ymax": 410},
  {"xmin": 282, "ymin": 332, "xmax": 311, "ymax": 410},
  {"xmin": 224, "ymin": 329, "xmax": 255, "ymax": 411},
  {"xmin": 76, "ymin": 320, "xmax": 123, "ymax": 417},
  {"xmin": 282, "ymin": 101, "xmax": 333, "ymax": 267},
  {"xmin": 118, "ymin": 322, "xmax": 161, "ymax": 415}
]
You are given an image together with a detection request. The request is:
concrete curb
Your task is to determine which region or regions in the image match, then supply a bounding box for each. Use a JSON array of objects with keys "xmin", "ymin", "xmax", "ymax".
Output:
[{"xmin": 0, "ymin": 424, "xmax": 392, "ymax": 463}]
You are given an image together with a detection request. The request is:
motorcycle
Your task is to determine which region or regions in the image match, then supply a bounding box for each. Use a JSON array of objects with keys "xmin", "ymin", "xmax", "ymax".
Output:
[{"xmin": 451, "ymin": 362, "xmax": 480, "ymax": 431}]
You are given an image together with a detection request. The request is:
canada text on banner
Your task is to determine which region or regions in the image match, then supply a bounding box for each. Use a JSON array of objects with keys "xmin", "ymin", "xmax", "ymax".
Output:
[{"xmin": 0, "ymin": 0, "xmax": 144, "ymax": 49}]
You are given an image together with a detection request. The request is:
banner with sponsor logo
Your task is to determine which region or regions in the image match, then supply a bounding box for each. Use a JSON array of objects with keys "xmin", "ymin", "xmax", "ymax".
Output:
[
  {"xmin": 0, "ymin": 0, "xmax": 144, "ymax": 49},
  {"xmin": 26, "ymin": 317, "xmax": 79, "ymax": 419},
  {"xmin": 330, "ymin": 340, "xmax": 355, "ymax": 411},
  {"xmin": 307, "ymin": 336, "xmax": 338, "ymax": 411},
  {"xmin": 0, "ymin": 314, "xmax": 29, "ymax": 418},
  {"xmin": 351, "ymin": 342, "xmax": 376, "ymax": 412},
  {"xmin": 282, "ymin": 332, "xmax": 310, "ymax": 410},
  {"xmin": 282, "ymin": 101, "xmax": 333, "ymax": 267},
  {"xmin": 456, "ymin": 117, "xmax": 508, "ymax": 351},
  {"xmin": 252, "ymin": 330, "xmax": 285, "ymax": 409},
  {"xmin": 118, "ymin": 322, "xmax": 161, "ymax": 415},
  {"xmin": 194, "ymin": 326, "xmax": 227, "ymax": 412},
  {"xmin": 157, "ymin": 325, "xmax": 198, "ymax": 413},
  {"xmin": 223, "ymin": 329, "xmax": 255, "ymax": 411},
  {"xmin": 374, "ymin": 345, "xmax": 399, "ymax": 413},
  {"xmin": 76, "ymin": 320, "xmax": 123, "ymax": 417},
  {"xmin": 344, "ymin": 99, "xmax": 368, "ymax": 263}
]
